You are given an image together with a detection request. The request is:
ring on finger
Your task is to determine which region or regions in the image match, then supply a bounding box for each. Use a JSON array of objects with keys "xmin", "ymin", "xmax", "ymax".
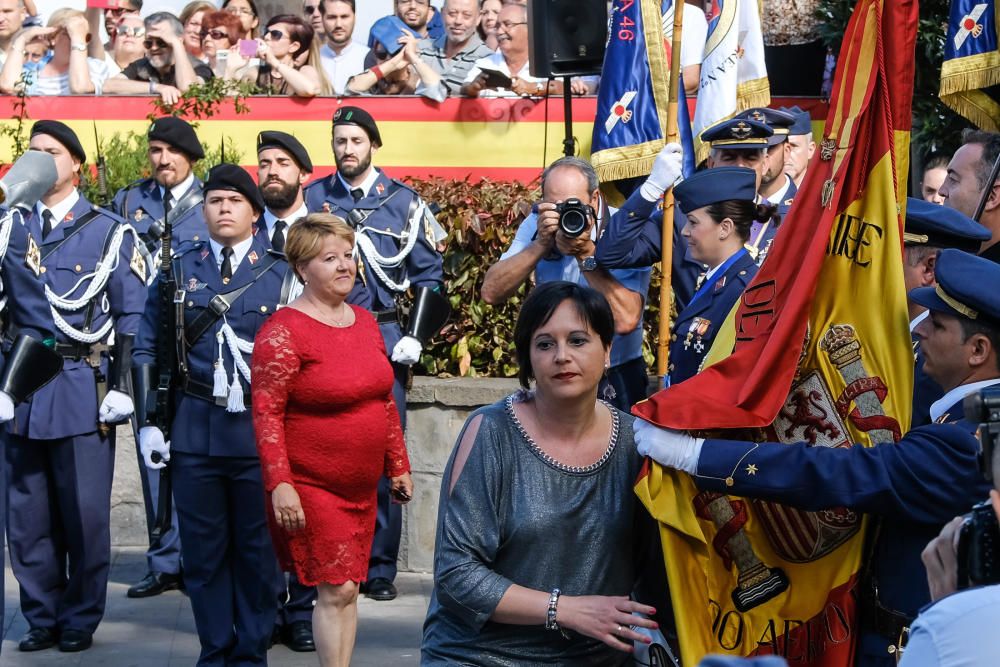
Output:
[{"xmin": 616, "ymin": 624, "xmax": 623, "ymax": 634}]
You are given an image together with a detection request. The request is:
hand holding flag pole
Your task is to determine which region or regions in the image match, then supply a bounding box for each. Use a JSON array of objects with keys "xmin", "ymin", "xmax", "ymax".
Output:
[{"xmin": 656, "ymin": 3, "xmax": 684, "ymax": 379}]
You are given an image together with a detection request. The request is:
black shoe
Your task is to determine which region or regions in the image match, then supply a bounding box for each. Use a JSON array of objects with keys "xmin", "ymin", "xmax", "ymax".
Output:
[
  {"xmin": 58, "ymin": 629, "xmax": 93, "ymax": 652},
  {"xmin": 282, "ymin": 620, "xmax": 316, "ymax": 652},
  {"xmin": 268, "ymin": 625, "xmax": 282, "ymax": 649},
  {"xmin": 18, "ymin": 627, "xmax": 57, "ymax": 652},
  {"xmin": 365, "ymin": 577, "xmax": 397, "ymax": 601},
  {"xmin": 127, "ymin": 571, "xmax": 183, "ymax": 598}
]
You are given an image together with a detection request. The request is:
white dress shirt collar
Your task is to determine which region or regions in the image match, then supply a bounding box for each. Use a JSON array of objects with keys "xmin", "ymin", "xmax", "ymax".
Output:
[
  {"xmin": 208, "ymin": 235, "xmax": 254, "ymax": 272},
  {"xmin": 337, "ymin": 167, "xmax": 379, "ymax": 199},
  {"xmin": 930, "ymin": 378, "xmax": 1000, "ymax": 423},
  {"xmin": 36, "ymin": 189, "xmax": 80, "ymax": 230},
  {"xmin": 159, "ymin": 172, "xmax": 196, "ymax": 205},
  {"xmin": 263, "ymin": 203, "xmax": 309, "ymax": 238}
]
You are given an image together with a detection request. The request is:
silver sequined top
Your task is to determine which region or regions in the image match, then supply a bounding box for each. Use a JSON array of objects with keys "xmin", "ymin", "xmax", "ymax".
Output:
[{"xmin": 421, "ymin": 395, "xmax": 644, "ymax": 666}]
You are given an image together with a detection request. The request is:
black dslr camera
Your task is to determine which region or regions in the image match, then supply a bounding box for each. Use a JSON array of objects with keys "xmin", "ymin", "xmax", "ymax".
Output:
[
  {"xmin": 958, "ymin": 387, "xmax": 1000, "ymax": 588},
  {"xmin": 556, "ymin": 198, "xmax": 594, "ymax": 238}
]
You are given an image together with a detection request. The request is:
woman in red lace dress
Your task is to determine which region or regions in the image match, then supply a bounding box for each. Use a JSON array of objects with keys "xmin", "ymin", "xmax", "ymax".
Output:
[{"xmin": 252, "ymin": 214, "xmax": 412, "ymax": 667}]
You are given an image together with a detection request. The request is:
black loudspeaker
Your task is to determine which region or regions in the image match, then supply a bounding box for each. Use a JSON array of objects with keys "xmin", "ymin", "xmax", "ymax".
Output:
[{"xmin": 528, "ymin": 0, "xmax": 607, "ymax": 78}]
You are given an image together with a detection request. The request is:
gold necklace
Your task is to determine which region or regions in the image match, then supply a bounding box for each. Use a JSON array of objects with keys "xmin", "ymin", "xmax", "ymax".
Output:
[{"xmin": 326, "ymin": 302, "xmax": 349, "ymax": 327}]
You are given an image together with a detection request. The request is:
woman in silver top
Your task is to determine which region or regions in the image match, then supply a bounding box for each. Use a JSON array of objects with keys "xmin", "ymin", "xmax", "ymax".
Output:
[{"xmin": 422, "ymin": 281, "xmax": 660, "ymax": 665}]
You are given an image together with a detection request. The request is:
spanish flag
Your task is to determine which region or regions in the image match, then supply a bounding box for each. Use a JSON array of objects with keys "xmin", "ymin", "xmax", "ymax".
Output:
[
  {"xmin": 940, "ymin": 0, "xmax": 1000, "ymax": 132},
  {"xmin": 633, "ymin": 0, "xmax": 917, "ymax": 663}
]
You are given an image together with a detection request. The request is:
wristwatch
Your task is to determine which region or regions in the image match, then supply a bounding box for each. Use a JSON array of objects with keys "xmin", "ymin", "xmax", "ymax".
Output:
[
  {"xmin": 579, "ymin": 256, "xmax": 598, "ymax": 272},
  {"xmin": 70, "ymin": 43, "xmax": 87, "ymax": 52}
]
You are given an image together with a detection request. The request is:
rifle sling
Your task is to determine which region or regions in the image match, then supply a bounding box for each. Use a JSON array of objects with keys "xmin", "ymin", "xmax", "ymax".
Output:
[{"xmin": 184, "ymin": 256, "xmax": 282, "ymax": 347}]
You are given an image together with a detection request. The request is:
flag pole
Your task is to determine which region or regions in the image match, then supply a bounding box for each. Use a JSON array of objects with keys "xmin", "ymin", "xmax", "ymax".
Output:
[
  {"xmin": 657, "ymin": 4, "xmax": 685, "ymax": 379},
  {"xmin": 973, "ymin": 152, "xmax": 1000, "ymax": 223}
]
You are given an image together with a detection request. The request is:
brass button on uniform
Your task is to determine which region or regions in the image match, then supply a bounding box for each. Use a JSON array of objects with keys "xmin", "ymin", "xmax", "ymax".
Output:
[
  {"xmin": 74, "ymin": 264, "xmax": 82, "ymax": 272},
  {"xmin": 187, "ymin": 301, "xmax": 194, "ymax": 307},
  {"xmin": 259, "ymin": 305, "xmax": 268, "ymax": 313},
  {"xmin": 40, "ymin": 266, "xmax": 46, "ymax": 274}
]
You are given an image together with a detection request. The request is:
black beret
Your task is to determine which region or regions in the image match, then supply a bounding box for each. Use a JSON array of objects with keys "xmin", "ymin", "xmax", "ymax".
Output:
[
  {"xmin": 148, "ymin": 116, "xmax": 205, "ymax": 160},
  {"xmin": 203, "ymin": 164, "xmax": 265, "ymax": 212},
  {"xmin": 30, "ymin": 120, "xmax": 85, "ymax": 163},
  {"xmin": 332, "ymin": 106, "xmax": 382, "ymax": 147},
  {"xmin": 257, "ymin": 131, "xmax": 313, "ymax": 172}
]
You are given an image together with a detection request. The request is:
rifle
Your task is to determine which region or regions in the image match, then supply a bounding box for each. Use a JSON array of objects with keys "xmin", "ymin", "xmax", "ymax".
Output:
[
  {"xmin": 93, "ymin": 121, "xmax": 108, "ymax": 206},
  {"xmin": 148, "ymin": 198, "xmax": 180, "ymax": 541}
]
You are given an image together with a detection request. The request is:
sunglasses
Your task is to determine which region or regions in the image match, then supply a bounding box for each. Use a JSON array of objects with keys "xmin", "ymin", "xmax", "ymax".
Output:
[
  {"xmin": 304, "ymin": 4, "xmax": 319, "ymax": 13},
  {"xmin": 143, "ymin": 38, "xmax": 168, "ymax": 49},
  {"xmin": 117, "ymin": 26, "xmax": 145, "ymax": 37},
  {"xmin": 264, "ymin": 29, "xmax": 285, "ymax": 40},
  {"xmin": 200, "ymin": 29, "xmax": 230, "ymax": 40}
]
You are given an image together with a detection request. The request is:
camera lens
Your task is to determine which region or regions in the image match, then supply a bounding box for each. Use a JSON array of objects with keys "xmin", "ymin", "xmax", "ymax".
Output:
[{"xmin": 559, "ymin": 208, "xmax": 587, "ymax": 237}]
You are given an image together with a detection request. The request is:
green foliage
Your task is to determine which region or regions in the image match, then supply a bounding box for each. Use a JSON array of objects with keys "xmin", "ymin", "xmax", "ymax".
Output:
[
  {"xmin": 0, "ymin": 72, "xmax": 32, "ymax": 161},
  {"xmin": 814, "ymin": 0, "xmax": 970, "ymax": 158},
  {"xmin": 148, "ymin": 77, "xmax": 256, "ymax": 121},
  {"xmin": 405, "ymin": 177, "xmax": 538, "ymax": 378}
]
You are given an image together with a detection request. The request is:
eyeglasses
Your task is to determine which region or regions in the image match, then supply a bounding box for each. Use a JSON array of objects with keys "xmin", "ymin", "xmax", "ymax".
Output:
[
  {"xmin": 264, "ymin": 29, "xmax": 285, "ymax": 40},
  {"xmin": 304, "ymin": 4, "xmax": 319, "ymax": 14},
  {"xmin": 143, "ymin": 38, "xmax": 168, "ymax": 49},
  {"xmin": 225, "ymin": 6, "xmax": 255, "ymax": 17},
  {"xmin": 498, "ymin": 21, "xmax": 527, "ymax": 31},
  {"xmin": 117, "ymin": 26, "xmax": 145, "ymax": 37},
  {"xmin": 200, "ymin": 29, "xmax": 230, "ymax": 40}
]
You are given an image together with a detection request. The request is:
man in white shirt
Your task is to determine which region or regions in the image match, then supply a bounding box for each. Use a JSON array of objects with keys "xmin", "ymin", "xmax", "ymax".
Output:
[
  {"xmin": 317, "ymin": 0, "xmax": 368, "ymax": 96},
  {"xmin": 460, "ymin": 2, "xmax": 552, "ymax": 98}
]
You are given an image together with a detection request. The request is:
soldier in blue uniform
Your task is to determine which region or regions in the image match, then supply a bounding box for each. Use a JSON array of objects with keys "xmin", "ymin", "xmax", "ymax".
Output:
[
  {"xmin": 134, "ymin": 165, "xmax": 287, "ymax": 666},
  {"xmin": 303, "ymin": 106, "xmax": 444, "ymax": 602},
  {"xmin": 903, "ymin": 199, "xmax": 990, "ymax": 428},
  {"xmin": 634, "ymin": 249, "xmax": 1000, "ymax": 665},
  {"xmin": 667, "ymin": 167, "xmax": 764, "ymax": 385},
  {"xmin": 0, "ymin": 150, "xmax": 63, "ymax": 651},
  {"xmin": 8, "ymin": 121, "xmax": 148, "ymax": 653},
  {"xmin": 113, "ymin": 116, "xmax": 209, "ymax": 257},
  {"xmin": 597, "ymin": 119, "xmax": 775, "ymax": 309},
  {"xmin": 112, "ymin": 116, "xmax": 208, "ymax": 600},
  {"xmin": 734, "ymin": 108, "xmax": 798, "ymax": 217},
  {"xmin": 780, "ymin": 105, "xmax": 815, "ymax": 190}
]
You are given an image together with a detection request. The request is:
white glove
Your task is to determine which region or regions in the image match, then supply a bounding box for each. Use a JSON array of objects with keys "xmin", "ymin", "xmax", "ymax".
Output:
[
  {"xmin": 633, "ymin": 419, "xmax": 704, "ymax": 474},
  {"xmin": 139, "ymin": 426, "xmax": 170, "ymax": 470},
  {"xmin": 0, "ymin": 391, "xmax": 14, "ymax": 423},
  {"xmin": 99, "ymin": 389, "xmax": 134, "ymax": 423},
  {"xmin": 391, "ymin": 335, "xmax": 423, "ymax": 365},
  {"xmin": 640, "ymin": 142, "xmax": 684, "ymax": 201}
]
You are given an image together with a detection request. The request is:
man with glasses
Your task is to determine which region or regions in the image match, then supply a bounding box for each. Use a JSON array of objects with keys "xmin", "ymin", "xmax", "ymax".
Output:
[
  {"xmin": 461, "ymin": 2, "xmax": 568, "ymax": 97},
  {"xmin": 302, "ymin": 0, "xmax": 322, "ymax": 38},
  {"xmin": 317, "ymin": 0, "xmax": 368, "ymax": 96},
  {"xmin": 104, "ymin": 12, "xmax": 214, "ymax": 103}
]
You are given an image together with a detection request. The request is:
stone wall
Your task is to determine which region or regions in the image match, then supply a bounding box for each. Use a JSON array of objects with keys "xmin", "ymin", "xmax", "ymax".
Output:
[{"xmin": 109, "ymin": 376, "xmax": 522, "ymax": 573}]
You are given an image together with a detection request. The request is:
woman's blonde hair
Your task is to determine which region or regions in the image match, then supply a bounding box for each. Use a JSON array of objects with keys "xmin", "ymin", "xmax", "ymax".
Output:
[
  {"xmin": 305, "ymin": 38, "xmax": 333, "ymax": 96},
  {"xmin": 285, "ymin": 213, "xmax": 355, "ymax": 281},
  {"xmin": 48, "ymin": 8, "xmax": 87, "ymax": 32}
]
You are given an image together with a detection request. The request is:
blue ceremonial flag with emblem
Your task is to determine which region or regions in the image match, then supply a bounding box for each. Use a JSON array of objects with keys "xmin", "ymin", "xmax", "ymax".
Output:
[
  {"xmin": 591, "ymin": 0, "xmax": 676, "ymax": 203},
  {"xmin": 940, "ymin": 0, "xmax": 1000, "ymax": 131}
]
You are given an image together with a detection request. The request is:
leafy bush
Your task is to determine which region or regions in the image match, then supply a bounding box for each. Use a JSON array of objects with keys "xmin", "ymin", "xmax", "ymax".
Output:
[{"xmin": 405, "ymin": 177, "xmax": 537, "ymax": 378}]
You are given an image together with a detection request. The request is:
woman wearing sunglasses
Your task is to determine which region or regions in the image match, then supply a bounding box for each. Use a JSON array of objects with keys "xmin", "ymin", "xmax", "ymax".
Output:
[
  {"xmin": 103, "ymin": 13, "xmax": 146, "ymax": 76},
  {"xmin": 226, "ymin": 15, "xmax": 329, "ymax": 97},
  {"xmin": 200, "ymin": 10, "xmax": 243, "ymax": 79},
  {"xmin": 0, "ymin": 8, "xmax": 109, "ymax": 95}
]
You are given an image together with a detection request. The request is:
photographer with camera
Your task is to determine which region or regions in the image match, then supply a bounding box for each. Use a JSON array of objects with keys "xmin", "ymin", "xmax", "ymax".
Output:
[
  {"xmin": 481, "ymin": 157, "xmax": 652, "ymax": 409},
  {"xmin": 633, "ymin": 248, "xmax": 997, "ymax": 664}
]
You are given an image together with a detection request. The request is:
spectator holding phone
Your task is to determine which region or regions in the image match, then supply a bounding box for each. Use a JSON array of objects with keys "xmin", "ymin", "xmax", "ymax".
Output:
[
  {"xmin": 228, "ymin": 15, "xmax": 328, "ymax": 97},
  {"xmin": 103, "ymin": 12, "xmax": 213, "ymax": 104},
  {"xmin": 179, "ymin": 1, "xmax": 215, "ymax": 63},
  {"xmin": 346, "ymin": 19, "xmax": 441, "ymax": 98},
  {"xmin": 0, "ymin": 8, "xmax": 109, "ymax": 95}
]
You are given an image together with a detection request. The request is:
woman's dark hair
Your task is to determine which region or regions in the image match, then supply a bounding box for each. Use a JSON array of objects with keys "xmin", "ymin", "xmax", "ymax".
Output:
[
  {"xmin": 513, "ymin": 281, "xmax": 615, "ymax": 390},
  {"xmin": 267, "ymin": 14, "xmax": 314, "ymax": 59},
  {"xmin": 702, "ymin": 200, "xmax": 780, "ymax": 242}
]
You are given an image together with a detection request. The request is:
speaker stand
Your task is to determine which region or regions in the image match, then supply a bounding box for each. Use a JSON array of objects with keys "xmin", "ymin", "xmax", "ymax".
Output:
[{"xmin": 561, "ymin": 76, "xmax": 574, "ymax": 157}]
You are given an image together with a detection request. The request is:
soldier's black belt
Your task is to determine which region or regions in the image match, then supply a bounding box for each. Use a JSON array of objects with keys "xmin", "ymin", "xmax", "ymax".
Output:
[
  {"xmin": 859, "ymin": 593, "xmax": 912, "ymax": 644},
  {"xmin": 182, "ymin": 376, "xmax": 252, "ymax": 408},
  {"xmin": 374, "ymin": 309, "xmax": 398, "ymax": 325},
  {"xmin": 54, "ymin": 342, "xmax": 101, "ymax": 359}
]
